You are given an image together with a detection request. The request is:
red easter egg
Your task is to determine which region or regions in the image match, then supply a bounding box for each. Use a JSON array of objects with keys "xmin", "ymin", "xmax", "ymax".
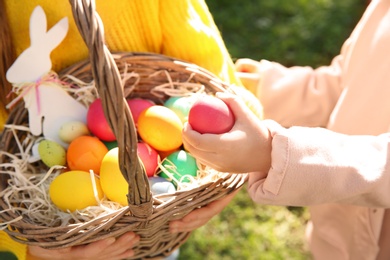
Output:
[
  {"xmin": 137, "ymin": 142, "xmax": 160, "ymax": 177},
  {"xmin": 127, "ymin": 98, "xmax": 155, "ymax": 125},
  {"xmin": 188, "ymin": 95, "xmax": 235, "ymax": 134},
  {"xmin": 87, "ymin": 98, "xmax": 116, "ymax": 141}
]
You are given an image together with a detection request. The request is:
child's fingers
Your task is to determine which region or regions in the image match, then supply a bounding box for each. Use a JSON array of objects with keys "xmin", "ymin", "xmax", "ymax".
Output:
[
  {"xmin": 216, "ymin": 92, "xmax": 257, "ymax": 121},
  {"xmin": 182, "ymin": 122, "xmax": 219, "ymax": 153},
  {"xmin": 235, "ymin": 71, "xmax": 261, "ymax": 94},
  {"xmin": 235, "ymin": 59, "xmax": 262, "ymax": 92},
  {"xmin": 235, "ymin": 58, "xmax": 259, "ymax": 73}
]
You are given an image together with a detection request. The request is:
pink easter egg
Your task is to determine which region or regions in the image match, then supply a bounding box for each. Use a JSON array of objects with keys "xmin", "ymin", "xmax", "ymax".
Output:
[
  {"xmin": 188, "ymin": 95, "xmax": 235, "ymax": 134},
  {"xmin": 87, "ymin": 98, "xmax": 116, "ymax": 141},
  {"xmin": 137, "ymin": 142, "xmax": 160, "ymax": 177},
  {"xmin": 127, "ymin": 98, "xmax": 155, "ymax": 125}
]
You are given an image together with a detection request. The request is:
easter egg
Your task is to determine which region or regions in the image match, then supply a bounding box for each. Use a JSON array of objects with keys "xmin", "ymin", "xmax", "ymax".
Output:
[
  {"xmin": 164, "ymin": 96, "xmax": 196, "ymax": 123},
  {"xmin": 38, "ymin": 140, "xmax": 66, "ymax": 167},
  {"xmin": 67, "ymin": 135, "xmax": 108, "ymax": 174},
  {"xmin": 148, "ymin": 176, "xmax": 176, "ymax": 196},
  {"xmin": 87, "ymin": 98, "xmax": 116, "ymax": 141},
  {"xmin": 188, "ymin": 95, "xmax": 235, "ymax": 134},
  {"xmin": 58, "ymin": 121, "xmax": 90, "ymax": 143},
  {"xmin": 138, "ymin": 106, "xmax": 183, "ymax": 152},
  {"xmin": 159, "ymin": 150, "xmax": 198, "ymax": 186},
  {"xmin": 137, "ymin": 142, "xmax": 159, "ymax": 177},
  {"xmin": 49, "ymin": 170, "xmax": 104, "ymax": 212},
  {"xmin": 127, "ymin": 98, "xmax": 155, "ymax": 125},
  {"xmin": 104, "ymin": 140, "xmax": 118, "ymax": 151},
  {"xmin": 158, "ymin": 148, "xmax": 179, "ymax": 160},
  {"xmin": 100, "ymin": 148, "xmax": 129, "ymax": 206},
  {"xmin": 29, "ymin": 143, "xmax": 41, "ymax": 163}
]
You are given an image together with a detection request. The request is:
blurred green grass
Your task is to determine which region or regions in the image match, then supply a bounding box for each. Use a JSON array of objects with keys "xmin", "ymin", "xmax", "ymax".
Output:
[
  {"xmin": 178, "ymin": 0, "xmax": 366, "ymax": 259},
  {"xmin": 179, "ymin": 185, "xmax": 311, "ymax": 260}
]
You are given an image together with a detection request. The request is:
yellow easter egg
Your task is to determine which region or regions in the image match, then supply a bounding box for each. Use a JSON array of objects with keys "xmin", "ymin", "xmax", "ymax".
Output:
[
  {"xmin": 49, "ymin": 170, "xmax": 104, "ymax": 212},
  {"xmin": 38, "ymin": 140, "xmax": 66, "ymax": 167},
  {"xmin": 137, "ymin": 105, "xmax": 183, "ymax": 152},
  {"xmin": 99, "ymin": 148, "xmax": 129, "ymax": 206}
]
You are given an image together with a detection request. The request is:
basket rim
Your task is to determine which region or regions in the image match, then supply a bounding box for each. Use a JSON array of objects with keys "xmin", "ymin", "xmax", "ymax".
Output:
[{"xmin": 0, "ymin": 51, "xmax": 247, "ymax": 247}]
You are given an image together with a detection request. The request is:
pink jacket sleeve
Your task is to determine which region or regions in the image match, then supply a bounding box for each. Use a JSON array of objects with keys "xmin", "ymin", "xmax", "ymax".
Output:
[
  {"xmin": 246, "ymin": 0, "xmax": 390, "ymax": 208},
  {"xmin": 248, "ymin": 123, "xmax": 390, "ymax": 207},
  {"xmin": 256, "ymin": 53, "xmax": 346, "ymax": 127}
]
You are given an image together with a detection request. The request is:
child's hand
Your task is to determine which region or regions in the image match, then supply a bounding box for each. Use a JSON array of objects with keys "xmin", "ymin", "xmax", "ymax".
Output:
[
  {"xmin": 27, "ymin": 231, "xmax": 140, "ymax": 260},
  {"xmin": 183, "ymin": 92, "xmax": 272, "ymax": 174},
  {"xmin": 235, "ymin": 58, "xmax": 262, "ymax": 94}
]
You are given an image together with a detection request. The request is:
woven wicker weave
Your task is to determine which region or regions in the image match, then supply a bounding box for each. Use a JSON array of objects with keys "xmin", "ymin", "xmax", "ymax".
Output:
[{"xmin": 0, "ymin": 0, "xmax": 247, "ymax": 258}]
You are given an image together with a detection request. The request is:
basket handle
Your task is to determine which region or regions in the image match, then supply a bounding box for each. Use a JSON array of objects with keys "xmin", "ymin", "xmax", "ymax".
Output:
[{"xmin": 69, "ymin": 0, "xmax": 152, "ymax": 216}]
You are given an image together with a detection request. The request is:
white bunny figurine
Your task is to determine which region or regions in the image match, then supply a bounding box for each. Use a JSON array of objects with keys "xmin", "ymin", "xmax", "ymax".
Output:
[{"xmin": 6, "ymin": 5, "xmax": 88, "ymax": 148}]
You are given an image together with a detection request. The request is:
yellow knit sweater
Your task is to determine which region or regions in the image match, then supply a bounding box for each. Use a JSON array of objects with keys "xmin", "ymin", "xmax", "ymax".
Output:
[
  {"xmin": 5, "ymin": 0, "xmax": 240, "ymax": 83},
  {"xmin": 1, "ymin": 1, "xmax": 260, "ymax": 259}
]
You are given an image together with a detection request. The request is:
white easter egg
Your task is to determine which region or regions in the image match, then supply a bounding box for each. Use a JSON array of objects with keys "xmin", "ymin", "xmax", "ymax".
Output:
[
  {"xmin": 59, "ymin": 121, "xmax": 90, "ymax": 143},
  {"xmin": 148, "ymin": 176, "xmax": 176, "ymax": 195},
  {"xmin": 28, "ymin": 142, "xmax": 41, "ymax": 163}
]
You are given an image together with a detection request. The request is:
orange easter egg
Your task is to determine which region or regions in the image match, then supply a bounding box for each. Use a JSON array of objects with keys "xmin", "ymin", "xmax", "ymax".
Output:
[
  {"xmin": 67, "ymin": 135, "xmax": 108, "ymax": 174},
  {"xmin": 137, "ymin": 105, "xmax": 183, "ymax": 152}
]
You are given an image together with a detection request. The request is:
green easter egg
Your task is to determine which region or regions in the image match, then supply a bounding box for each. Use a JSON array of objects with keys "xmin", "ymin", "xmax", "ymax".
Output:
[
  {"xmin": 164, "ymin": 96, "xmax": 196, "ymax": 123},
  {"xmin": 160, "ymin": 150, "xmax": 198, "ymax": 186},
  {"xmin": 104, "ymin": 140, "xmax": 118, "ymax": 150},
  {"xmin": 38, "ymin": 140, "xmax": 66, "ymax": 167}
]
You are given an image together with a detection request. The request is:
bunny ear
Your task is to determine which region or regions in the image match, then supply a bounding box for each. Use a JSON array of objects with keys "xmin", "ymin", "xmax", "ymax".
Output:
[
  {"xmin": 45, "ymin": 17, "xmax": 69, "ymax": 51},
  {"xmin": 29, "ymin": 6, "xmax": 48, "ymax": 46},
  {"xmin": 6, "ymin": 6, "xmax": 69, "ymax": 84},
  {"xmin": 29, "ymin": 5, "xmax": 69, "ymax": 52}
]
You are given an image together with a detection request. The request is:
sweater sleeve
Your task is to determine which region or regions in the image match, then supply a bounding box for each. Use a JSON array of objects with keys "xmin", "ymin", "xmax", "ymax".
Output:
[
  {"xmin": 0, "ymin": 108, "xmax": 7, "ymax": 132},
  {"xmin": 247, "ymin": 122, "xmax": 390, "ymax": 208},
  {"xmin": 251, "ymin": 38, "xmax": 355, "ymax": 127},
  {"xmin": 255, "ymin": 56, "xmax": 344, "ymax": 127},
  {"xmin": 0, "ymin": 231, "xmax": 27, "ymax": 260},
  {"xmin": 159, "ymin": 0, "xmax": 240, "ymax": 86},
  {"xmin": 5, "ymin": 0, "xmax": 241, "ymax": 86}
]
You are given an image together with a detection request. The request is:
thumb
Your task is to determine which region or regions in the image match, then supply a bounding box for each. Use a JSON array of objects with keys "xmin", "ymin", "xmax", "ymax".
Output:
[{"xmin": 216, "ymin": 92, "xmax": 257, "ymax": 121}]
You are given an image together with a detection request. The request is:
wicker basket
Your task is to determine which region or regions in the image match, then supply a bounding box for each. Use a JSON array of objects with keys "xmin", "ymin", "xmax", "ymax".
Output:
[{"xmin": 0, "ymin": 0, "xmax": 247, "ymax": 258}]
